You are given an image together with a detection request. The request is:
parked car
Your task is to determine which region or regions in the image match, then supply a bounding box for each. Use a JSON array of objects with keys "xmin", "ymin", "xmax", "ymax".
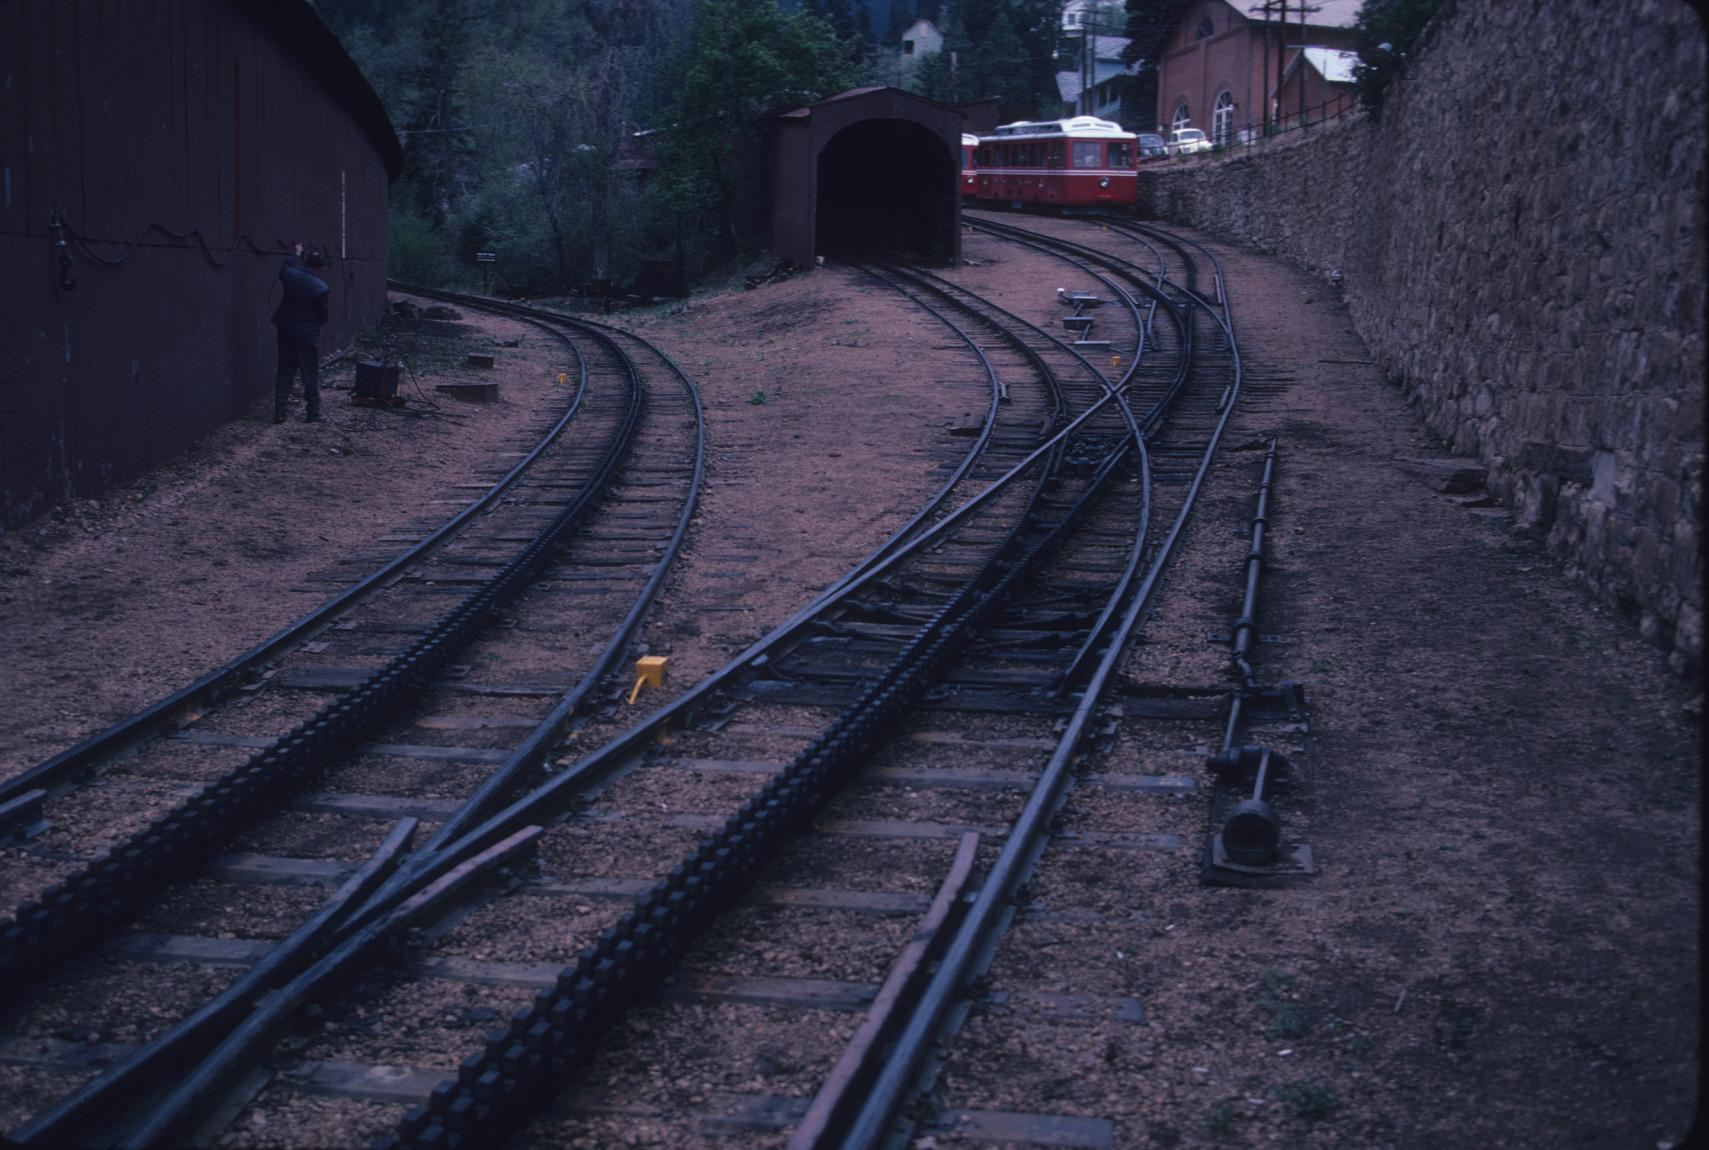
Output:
[
  {"xmin": 1137, "ymin": 132, "xmax": 1167, "ymax": 159},
  {"xmin": 1167, "ymin": 127, "xmax": 1212, "ymax": 155}
]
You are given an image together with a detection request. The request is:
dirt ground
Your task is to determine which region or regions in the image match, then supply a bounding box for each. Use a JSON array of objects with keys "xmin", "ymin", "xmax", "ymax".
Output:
[{"xmin": 0, "ymin": 225, "xmax": 1698, "ymax": 1149}]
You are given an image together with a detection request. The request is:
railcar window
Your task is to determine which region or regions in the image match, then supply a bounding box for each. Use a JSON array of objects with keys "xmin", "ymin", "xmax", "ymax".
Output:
[
  {"xmin": 1107, "ymin": 141, "xmax": 1133, "ymax": 168},
  {"xmin": 1072, "ymin": 141, "xmax": 1101, "ymax": 169},
  {"xmin": 1047, "ymin": 143, "xmax": 1063, "ymax": 167}
]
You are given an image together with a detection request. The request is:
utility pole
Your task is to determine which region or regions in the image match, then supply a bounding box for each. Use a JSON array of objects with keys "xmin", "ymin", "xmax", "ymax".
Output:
[
  {"xmin": 1299, "ymin": 0, "xmax": 1311, "ymax": 126},
  {"xmin": 1251, "ymin": 0, "xmax": 1319, "ymax": 130}
]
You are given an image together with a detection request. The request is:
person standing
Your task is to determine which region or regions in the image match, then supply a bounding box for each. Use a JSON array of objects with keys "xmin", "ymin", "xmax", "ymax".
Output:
[{"xmin": 272, "ymin": 242, "xmax": 330, "ymax": 423}]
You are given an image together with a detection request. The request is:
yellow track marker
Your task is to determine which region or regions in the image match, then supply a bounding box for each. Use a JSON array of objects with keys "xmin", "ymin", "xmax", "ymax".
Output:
[{"xmin": 627, "ymin": 655, "xmax": 668, "ymax": 704}]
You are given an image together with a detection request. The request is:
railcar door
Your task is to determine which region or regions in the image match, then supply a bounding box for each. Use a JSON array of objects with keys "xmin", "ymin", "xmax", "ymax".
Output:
[
  {"xmin": 1070, "ymin": 138, "xmax": 1102, "ymax": 204},
  {"xmin": 1106, "ymin": 138, "xmax": 1136, "ymax": 205}
]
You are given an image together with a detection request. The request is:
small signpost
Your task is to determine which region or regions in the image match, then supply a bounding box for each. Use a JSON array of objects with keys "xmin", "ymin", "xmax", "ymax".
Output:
[{"xmin": 475, "ymin": 250, "xmax": 497, "ymax": 293}]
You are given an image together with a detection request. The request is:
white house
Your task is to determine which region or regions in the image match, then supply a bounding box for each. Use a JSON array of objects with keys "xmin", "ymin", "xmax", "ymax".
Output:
[
  {"xmin": 892, "ymin": 17, "xmax": 944, "ymax": 88},
  {"xmin": 1056, "ymin": 30, "xmax": 1138, "ymax": 121}
]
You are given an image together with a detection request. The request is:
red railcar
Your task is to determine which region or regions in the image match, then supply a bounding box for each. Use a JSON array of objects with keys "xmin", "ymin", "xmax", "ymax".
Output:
[
  {"xmin": 970, "ymin": 116, "xmax": 1137, "ymax": 208},
  {"xmin": 961, "ymin": 133, "xmax": 979, "ymax": 197}
]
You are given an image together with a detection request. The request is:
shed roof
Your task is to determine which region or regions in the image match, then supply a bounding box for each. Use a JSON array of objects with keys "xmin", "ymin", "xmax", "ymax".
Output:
[
  {"xmin": 1301, "ymin": 46, "xmax": 1359, "ymax": 83},
  {"xmin": 248, "ymin": 0, "xmax": 404, "ymax": 179},
  {"xmin": 774, "ymin": 85, "xmax": 963, "ymax": 120}
]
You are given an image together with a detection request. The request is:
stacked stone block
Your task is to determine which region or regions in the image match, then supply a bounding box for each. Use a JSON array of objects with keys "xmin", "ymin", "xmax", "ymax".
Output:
[{"xmin": 1142, "ymin": 0, "xmax": 1704, "ymax": 672}]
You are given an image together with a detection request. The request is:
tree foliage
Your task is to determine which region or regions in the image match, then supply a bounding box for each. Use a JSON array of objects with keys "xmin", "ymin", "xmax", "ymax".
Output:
[
  {"xmin": 909, "ymin": 0, "xmax": 1059, "ymax": 121},
  {"xmin": 313, "ymin": 0, "xmax": 1072, "ymax": 291},
  {"xmin": 1109, "ymin": 0, "xmax": 1190, "ymax": 131},
  {"xmin": 658, "ymin": 0, "xmax": 865, "ymax": 270},
  {"xmin": 1350, "ymin": 0, "xmax": 1447, "ymax": 117}
]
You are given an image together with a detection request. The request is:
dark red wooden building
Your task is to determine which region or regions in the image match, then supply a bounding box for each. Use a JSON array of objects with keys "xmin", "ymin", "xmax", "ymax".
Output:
[
  {"xmin": 766, "ymin": 87, "xmax": 964, "ymax": 270},
  {"xmin": 0, "ymin": 0, "xmax": 402, "ymax": 528}
]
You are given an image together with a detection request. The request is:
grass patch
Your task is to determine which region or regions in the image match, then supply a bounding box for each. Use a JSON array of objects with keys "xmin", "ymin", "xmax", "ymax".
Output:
[
  {"xmin": 1207, "ymin": 1099, "xmax": 1239, "ymax": 1137},
  {"xmin": 1271, "ymin": 1002, "xmax": 1311, "ymax": 1038},
  {"xmin": 1280, "ymin": 1081, "xmax": 1340, "ymax": 1120}
]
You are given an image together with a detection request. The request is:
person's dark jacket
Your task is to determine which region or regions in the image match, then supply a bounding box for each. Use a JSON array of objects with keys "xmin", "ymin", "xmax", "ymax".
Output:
[{"xmin": 272, "ymin": 256, "xmax": 330, "ymax": 341}]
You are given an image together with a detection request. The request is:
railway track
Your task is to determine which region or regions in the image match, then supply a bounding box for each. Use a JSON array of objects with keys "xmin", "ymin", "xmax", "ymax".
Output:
[
  {"xmin": 0, "ymin": 219, "xmax": 1298, "ymax": 1149},
  {"xmin": 0, "ymin": 293, "xmax": 706, "ymax": 1144}
]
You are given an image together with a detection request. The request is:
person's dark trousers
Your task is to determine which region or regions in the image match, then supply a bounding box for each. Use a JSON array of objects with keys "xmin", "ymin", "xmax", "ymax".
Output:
[{"xmin": 274, "ymin": 331, "xmax": 322, "ymax": 420}]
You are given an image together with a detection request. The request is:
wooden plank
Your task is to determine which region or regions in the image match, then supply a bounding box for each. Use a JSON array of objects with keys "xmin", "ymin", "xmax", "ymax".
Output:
[
  {"xmin": 113, "ymin": 931, "xmax": 274, "ymax": 967},
  {"xmin": 526, "ymin": 877, "xmax": 932, "ymax": 916},
  {"xmin": 926, "ymin": 1110, "xmax": 1114, "ymax": 1148},
  {"xmin": 289, "ymin": 792, "xmax": 464, "ymax": 820},
  {"xmin": 207, "ymin": 852, "xmax": 354, "ymax": 886},
  {"xmin": 789, "ymin": 833, "xmax": 979, "ymax": 1148}
]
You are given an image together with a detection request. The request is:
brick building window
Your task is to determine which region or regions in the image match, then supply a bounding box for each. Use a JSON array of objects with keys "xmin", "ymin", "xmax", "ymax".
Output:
[
  {"xmin": 1196, "ymin": 16, "xmax": 1215, "ymax": 39},
  {"xmin": 1212, "ymin": 91, "xmax": 1235, "ymax": 144},
  {"xmin": 1172, "ymin": 102, "xmax": 1191, "ymax": 132}
]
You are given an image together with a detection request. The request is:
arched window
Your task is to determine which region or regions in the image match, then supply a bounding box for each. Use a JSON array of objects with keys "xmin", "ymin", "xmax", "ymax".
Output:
[
  {"xmin": 1172, "ymin": 103, "xmax": 1191, "ymax": 133},
  {"xmin": 1212, "ymin": 90, "xmax": 1235, "ymax": 145},
  {"xmin": 1195, "ymin": 16, "xmax": 1215, "ymax": 39}
]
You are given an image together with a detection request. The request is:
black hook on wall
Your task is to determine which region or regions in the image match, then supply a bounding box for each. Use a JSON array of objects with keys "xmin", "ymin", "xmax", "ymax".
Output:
[{"xmin": 50, "ymin": 211, "xmax": 76, "ymax": 291}]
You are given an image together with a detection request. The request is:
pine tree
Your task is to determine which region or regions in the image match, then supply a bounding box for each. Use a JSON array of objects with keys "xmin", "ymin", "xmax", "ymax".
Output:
[
  {"xmin": 886, "ymin": 0, "xmax": 916, "ymax": 42},
  {"xmin": 660, "ymin": 0, "xmax": 864, "ymax": 263}
]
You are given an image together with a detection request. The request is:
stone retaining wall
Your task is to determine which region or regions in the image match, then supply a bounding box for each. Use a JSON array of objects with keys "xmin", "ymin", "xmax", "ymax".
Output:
[{"xmin": 1141, "ymin": 0, "xmax": 1704, "ymax": 672}]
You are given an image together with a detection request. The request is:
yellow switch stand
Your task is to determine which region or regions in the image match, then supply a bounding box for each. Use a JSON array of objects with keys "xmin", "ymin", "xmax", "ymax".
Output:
[{"xmin": 627, "ymin": 655, "xmax": 668, "ymax": 704}]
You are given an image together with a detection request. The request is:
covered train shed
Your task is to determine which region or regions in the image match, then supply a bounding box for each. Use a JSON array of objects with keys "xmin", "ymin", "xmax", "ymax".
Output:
[
  {"xmin": 0, "ymin": 0, "xmax": 400, "ymax": 528},
  {"xmin": 766, "ymin": 87, "xmax": 963, "ymax": 268}
]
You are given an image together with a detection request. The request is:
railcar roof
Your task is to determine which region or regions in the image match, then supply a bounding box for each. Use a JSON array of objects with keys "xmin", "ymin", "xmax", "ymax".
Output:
[{"xmin": 987, "ymin": 116, "xmax": 1134, "ymax": 140}]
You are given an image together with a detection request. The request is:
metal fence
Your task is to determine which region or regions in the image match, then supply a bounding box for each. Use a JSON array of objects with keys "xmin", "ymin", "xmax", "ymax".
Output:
[{"xmin": 1188, "ymin": 92, "xmax": 1362, "ymax": 156}]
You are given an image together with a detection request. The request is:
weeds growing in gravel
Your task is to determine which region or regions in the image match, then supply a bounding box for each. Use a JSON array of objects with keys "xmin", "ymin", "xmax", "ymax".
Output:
[
  {"xmin": 1280, "ymin": 1081, "xmax": 1340, "ymax": 1120},
  {"xmin": 1271, "ymin": 1002, "xmax": 1311, "ymax": 1038},
  {"xmin": 1258, "ymin": 969, "xmax": 1312, "ymax": 1038}
]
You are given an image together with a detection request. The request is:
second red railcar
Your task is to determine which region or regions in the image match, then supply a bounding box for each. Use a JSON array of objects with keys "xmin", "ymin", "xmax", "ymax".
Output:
[{"xmin": 969, "ymin": 116, "xmax": 1137, "ymax": 209}]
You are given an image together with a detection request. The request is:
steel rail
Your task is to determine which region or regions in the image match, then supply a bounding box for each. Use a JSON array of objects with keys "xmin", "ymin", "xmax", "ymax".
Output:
[
  {"xmin": 865, "ymin": 257, "xmax": 1179, "ymax": 696},
  {"xmin": 374, "ymin": 253, "xmax": 1174, "ymax": 1147},
  {"xmin": 7, "ymin": 292, "xmax": 706, "ymax": 1147},
  {"xmin": 6, "ymin": 818, "xmax": 421, "ymax": 1145},
  {"xmin": 833, "ymin": 237, "xmax": 1247, "ymax": 1150},
  {"xmin": 963, "ymin": 216, "xmax": 1211, "ymax": 437},
  {"xmin": 952, "ymin": 218, "xmax": 1204, "ymax": 689},
  {"xmin": 0, "ymin": 313, "xmax": 648, "ymax": 1003},
  {"xmin": 136, "ymin": 261, "xmax": 1096, "ymax": 1150},
  {"xmin": 386, "ymin": 391, "xmax": 1131, "ymax": 1150},
  {"xmin": 14, "ymin": 265, "xmax": 1105, "ymax": 1149},
  {"xmin": 0, "ymin": 309, "xmax": 594, "ymax": 812},
  {"xmin": 948, "ymin": 218, "xmax": 1211, "ymax": 692},
  {"xmin": 12, "ymin": 275, "xmax": 1029, "ymax": 1147},
  {"xmin": 383, "ymin": 287, "xmax": 709, "ymax": 853},
  {"xmin": 865, "ymin": 258, "xmax": 1142, "ymax": 397},
  {"xmin": 201, "ymin": 267, "xmax": 1052, "ymax": 979}
]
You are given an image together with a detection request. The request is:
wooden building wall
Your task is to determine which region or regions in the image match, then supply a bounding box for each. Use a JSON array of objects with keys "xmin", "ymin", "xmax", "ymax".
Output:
[
  {"xmin": 766, "ymin": 87, "xmax": 963, "ymax": 270},
  {"xmin": 0, "ymin": 0, "xmax": 398, "ymax": 527}
]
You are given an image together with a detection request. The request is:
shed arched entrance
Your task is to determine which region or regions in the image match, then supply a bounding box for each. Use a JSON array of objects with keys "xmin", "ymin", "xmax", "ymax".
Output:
[
  {"xmin": 765, "ymin": 86, "xmax": 964, "ymax": 269},
  {"xmin": 815, "ymin": 118, "xmax": 955, "ymax": 260}
]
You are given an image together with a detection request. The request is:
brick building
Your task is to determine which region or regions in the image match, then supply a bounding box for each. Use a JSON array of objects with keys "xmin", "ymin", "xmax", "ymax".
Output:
[{"xmin": 1155, "ymin": 0, "xmax": 1360, "ymax": 142}]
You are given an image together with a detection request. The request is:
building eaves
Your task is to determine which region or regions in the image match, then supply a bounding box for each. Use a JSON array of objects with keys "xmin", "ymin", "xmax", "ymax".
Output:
[{"xmin": 245, "ymin": 0, "xmax": 403, "ymax": 180}]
